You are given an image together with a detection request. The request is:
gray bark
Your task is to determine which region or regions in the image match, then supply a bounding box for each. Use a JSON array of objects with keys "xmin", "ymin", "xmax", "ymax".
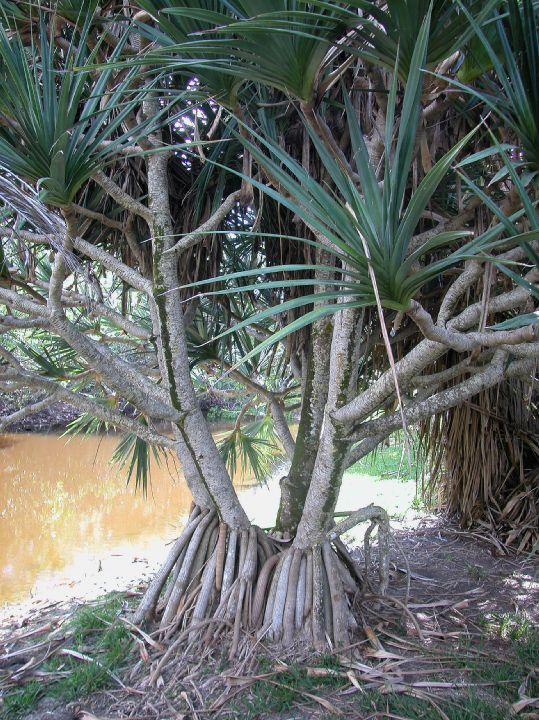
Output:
[
  {"xmin": 294, "ymin": 305, "xmax": 360, "ymax": 547},
  {"xmin": 144, "ymin": 109, "xmax": 249, "ymax": 528}
]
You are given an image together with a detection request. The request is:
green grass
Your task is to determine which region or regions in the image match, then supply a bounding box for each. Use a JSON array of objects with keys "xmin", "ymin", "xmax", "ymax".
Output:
[
  {"xmin": 231, "ymin": 622, "xmax": 539, "ymax": 720},
  {"xmin": 468, "ymin": 613, "xmax": 539, "ymax": 696},
  {"xmin": 347, "ymin": 433, "xmax": 425, "ymax": 483},
  {"xmin": 230, "ymin": 659, "xmax": 514, "ymax": 720},
  {"xmin": 48, "ymin": 594, "xmax": 132, "ymax": 702},
  {"xmin": 4, "ymin": 610, "xmax": 536, "ymax": 719},
  {"xmin": 0, "ymin": 681, "xmax": 42, "ymax": 719},
  {"xmin": 230, "ymin": 659, "xmax": 346, "ymax": 719},
  {"xmin": 353, "ymin": 689, "xmax": 508, "ymax": 719},
  {"xmin": 1, "ymin": 593, "xmax": 134, "ymax": 719},
  {"xmin": 342, "ymin": 433, "xmax": 429, "ymax": 519}
]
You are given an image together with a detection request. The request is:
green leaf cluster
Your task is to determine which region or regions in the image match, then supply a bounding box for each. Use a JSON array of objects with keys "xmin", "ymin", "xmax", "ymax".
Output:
[{"xmin": 0, "ymin": 11, "xmax": 167, "ymax": 206}]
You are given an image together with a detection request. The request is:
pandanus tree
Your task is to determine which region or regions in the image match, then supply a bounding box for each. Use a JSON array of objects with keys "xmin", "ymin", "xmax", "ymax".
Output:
[{"xmin": 0, "ymin": 0, "xmax": 537, "ymax": 660}]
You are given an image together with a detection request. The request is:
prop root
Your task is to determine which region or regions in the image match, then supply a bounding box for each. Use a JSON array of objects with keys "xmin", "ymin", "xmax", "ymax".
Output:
[{"xmin": 133, "ymin": 503, "xmax": 391, "ymax": 660}]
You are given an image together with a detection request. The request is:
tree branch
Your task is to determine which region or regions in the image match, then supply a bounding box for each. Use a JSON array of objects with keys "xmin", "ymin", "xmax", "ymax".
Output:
[
  {"xmin": 0, "ymin": 366, "xmax": 175, "ymax": 447},
  {"xmin": 269, "ymin": 398, "xmax": 295, "ymax": 460},
  {"xmin": 0, "ymin": 286, "xmax": 50, "ymax": 318},
  {"xmin": 93, "ymin": 170, "xmax": 152, "ymax": 224},
  {"xmin": 0, "ymin": 224, "xmax": 151, "ymax": 295},
  {"xmin": 408, "ymin": 198, "xmax": 481, "ymax": 256},
  {"xmin": 33, "ymin": 280, "xmax": 152, "ymax": 340},
  {"xmin": 333, "ymin": 278, "xmax": 535, "ymax": 426},
  {"xmin": 407, "ymin": 299, "xmax": 537, "ymax": 351},
  {"xmin": 0, "ymin": 315, "xmax": 48, "ymax": 332},
  {"xmin": 352, "ymin": 351, "xmax": 535, "ymax": 442},
  {"xmin": 0, "ymin": 392, "xmax": 59, "ymax": 431},
  {"xmin": 74, "ymin": 236, "xmax": 152, "ymax": 294},
  {"xmin": 167, "ymin": 191, "xmax": 241, "ymax": 255},
  {"xmin": 71, "ymin": 202, "xmax": 125, "ymax": 231}
]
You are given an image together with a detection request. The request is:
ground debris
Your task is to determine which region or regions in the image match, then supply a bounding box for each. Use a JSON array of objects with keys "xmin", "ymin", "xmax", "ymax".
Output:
[{"xmin": 1, "ymin": 518, "xmax": 537, "ymax": 720}]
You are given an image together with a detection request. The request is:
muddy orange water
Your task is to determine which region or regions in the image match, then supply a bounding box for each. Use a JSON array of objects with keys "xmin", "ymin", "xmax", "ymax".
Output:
[{"xmin": 0, "ymin": 432, "xmax": 278, "ymax": 608}]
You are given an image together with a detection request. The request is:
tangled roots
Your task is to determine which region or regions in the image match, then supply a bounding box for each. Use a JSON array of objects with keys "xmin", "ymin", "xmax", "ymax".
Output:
[
  {"xmin": 258, "ymin": 539, "xmax": 363, "ymax": 649},
  {"xmin": 133, "ymin": 504, "xmax": 390, "ymax": 661},
  {"xmin": 133, "ymin": 506, "xmax": 280, "ymax": 657}
]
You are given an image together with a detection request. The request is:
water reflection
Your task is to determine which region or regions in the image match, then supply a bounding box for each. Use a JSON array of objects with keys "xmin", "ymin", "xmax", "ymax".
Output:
[{"xmin": 0, "ymin": 433, "xmax": 258, "ymax": 605}]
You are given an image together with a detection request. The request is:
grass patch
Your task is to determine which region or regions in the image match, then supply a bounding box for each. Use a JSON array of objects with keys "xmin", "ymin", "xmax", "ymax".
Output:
[
  {"xmin": 231, "ymin": 659, "xmax": 346, "ymax": 719},
  {"xmin": 0, "ymin": 593, "xmax": 134, "ymax": 719},
  {"xmin": 354, "ymin": 688, "xmax": 508, "ymax": 720},
  {"xmin": 229, "ymin": 653, "xmax": 518, "ymax": 720},
  {"xmin": 232, "ymin": 621, "xmax": 539, "ymax": 720},
  {"xmin": 343, "ymin": 433, "xmax": 429, "ymax": 517},
  {"xmin": 347, "ymin": 433, "xmax": 425, "ymax": 483},
  {"xmin": 48, "ymin": 594, "xmax": 132, "ymax": 702},
  {"xmin": 0, "ymin": 681, "xmax": 42, "ymax": 719},
  {"xmin": 466, "ymin": 614, "xmax": 539, "ymax": 698},
  {"xmin": 4, "ymin": 614, "xmax": 536, "ymax": 719}
]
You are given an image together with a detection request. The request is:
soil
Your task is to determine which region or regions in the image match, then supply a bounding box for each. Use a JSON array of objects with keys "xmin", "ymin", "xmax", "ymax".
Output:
[
  {"xmin": 0, "ymin": 391, "xmax": 231, "ymax": 433},
  {"xmin": 1, "ymin": 516, "xmax": 538, "ymax": 720},
  {"xmin": 0, "ymin": 395, "xmax": 79, "ymax": 432}
]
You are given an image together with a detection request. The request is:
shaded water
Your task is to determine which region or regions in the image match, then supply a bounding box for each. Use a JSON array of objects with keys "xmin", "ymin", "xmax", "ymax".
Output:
[{"xmin": 0, "ymin": 432, "xmax": 263, "ymax": 606}]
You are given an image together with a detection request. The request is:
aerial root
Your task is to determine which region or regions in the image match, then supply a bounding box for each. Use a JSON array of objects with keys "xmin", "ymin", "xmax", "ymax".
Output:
[
  {"xmin": 133, "ymin": 503, "xmax": 392, "ymax": 665},
  {"xmin": 329, "ymin": 504, "xmax": 391, "ymax": 596},
  {"xmin": 260, "ymin": 540, "xmax": 359, "ymax": 649},
  {"xmin": 133, "ymin": 506, "xmax": 285, "ymax": 666}
]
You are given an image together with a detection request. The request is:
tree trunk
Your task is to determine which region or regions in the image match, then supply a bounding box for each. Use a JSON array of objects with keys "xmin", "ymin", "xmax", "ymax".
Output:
[
  {"xmin": 274, "ymin": 246, "xmax": 334, "ymax": 535},
  {"xmin": 238, "ymin": 306, "xmax": 368, "ymax": 650},
  {"xmin": 135, "ymin": 112, "xmax": 273, "ymax": 630},
  {"xmin": 294, "ymin": 306, "xmax": 361, "ymax": 547},
  {"xmin": 145, "ymin": 120, "xmax": 248, "ymax": 530},
  {"xmin": 274, "ymin": 326, "xmax": 331, "ymax": 535}
]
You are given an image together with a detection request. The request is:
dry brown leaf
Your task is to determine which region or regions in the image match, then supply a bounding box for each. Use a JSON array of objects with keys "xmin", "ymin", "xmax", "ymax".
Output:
[
  {"xmin": 305, "ymin": 667, "xmax": 345, "ymax": 678},
  {"xmin": 511, "ymin": 698, "xmax": 539, "ymax": 715},
  {"xmin": 0, "ymin": 623, "xmax": 55, "ymax": 646},
  {"xmin": 408, "ymin": 599, "xmax": 455, "ymax": 609},
  {"xmin": 136, "ymin": 639, "xmax": 149, "ymax": 664},
  {"xmin": 300, "ymin": 691, "xmax": 342, "ymax": 715},
  {"xmin": 365, "ymin": 648, "xmax": 405, "ymax": 660},
  {"xmin": 269, "ymin": 682, "xmax": 342, "ymax": 716},
  {"xmin": 119, "ymin": 617, "xmax": 164, "ymax": 651},
  {"xmin": 346, "ymin": 670, "xmax": 363, "ymax": 691},
  {"xmin": 364, "ymin": 625, "xmax": 384, "ymax": 651},
  {"xmin": 512, "ymin": 671, "xmax": 539, "ymax": 715}
]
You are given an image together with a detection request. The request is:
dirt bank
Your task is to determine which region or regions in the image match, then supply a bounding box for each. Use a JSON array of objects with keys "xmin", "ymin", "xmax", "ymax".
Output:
[{"xmin": 0, "ymin": 393, "xmax": 79, "ymax": 432}]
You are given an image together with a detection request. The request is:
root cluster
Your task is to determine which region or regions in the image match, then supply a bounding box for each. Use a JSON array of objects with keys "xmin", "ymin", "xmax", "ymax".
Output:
[{"xmin": 133, "ymin": 504, "xmax": 390, "ymax": 665}]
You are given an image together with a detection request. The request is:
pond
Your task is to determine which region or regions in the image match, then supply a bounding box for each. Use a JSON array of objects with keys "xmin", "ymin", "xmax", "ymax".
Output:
[
  {"xmin": 0, "ymin": 432, "xmax": 280, "ymax": 609},
  {"xmin": 0, "ymin": 432, "xmax": 418, "ymax": 613}
]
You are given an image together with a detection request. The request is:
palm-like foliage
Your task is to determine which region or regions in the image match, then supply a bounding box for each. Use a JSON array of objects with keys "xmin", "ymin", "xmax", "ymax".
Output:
[
  {"xmin": 0, "ymin": 11, "xmax": 167, "ymax": 206},
  {"xmin": 459, "ymin": 138, "xmax": 539, "ymax": 330},
  {"xmin": 0, "ymin": 0, "xmax": 99, "ymax": 24},
  {"xmin": 446, "ymin": 0, "xmax": 539, "ymax": 174},
  {"xmin": 185, "ymin": 13, "xmax": 539, "ymax": 362},
  {"xmin": 135, "ymin": 0, "xmax": 242, "ymax": 107},
  {"xmin": 135, "ymin": 0, "xmax": 499, "ymax": 103},
  {"xmin": 17, "ymin": 334, "xmax": 84, "ymax": 379},
  {"xmin": 135, "ymin": 0, "xmax": 356, "ymax": 104},
  {"xmin": 325, "ymin": 0, "xmax": 498, "ymax": 81},
  {"xmin": 111, "ymin": 425, "xmax": 168, "ymax": 496},
  {"xmin": 218, "ymin": 415, "xmax": 285, "ymax": 484}
]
